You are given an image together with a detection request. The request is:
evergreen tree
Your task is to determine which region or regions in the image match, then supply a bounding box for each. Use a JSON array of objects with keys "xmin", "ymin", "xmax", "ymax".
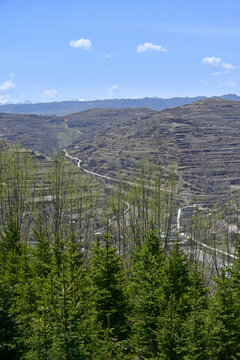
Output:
[
  {"xmin": 0, "ymin": 217, "xmax": 25, "ymax": 358},
  {"xmin": 0, "ymin": 217, "xmax": 22, "ymax": 287},
  {"xmin": 184, "ymin": 267, "xmax": 209, "ymax": 360},
  {"xmin": 0, "ymin": 278, "xmax": 19, "ymax": 359},
  {"xmin": 129, "ymin": 228, "xmax": 165, "ymax": 358},
  {"xmin": 21, "ymin": 227, "xmax": 54, "ymax": 359},
  {"xmin": 207, "ymin": 241, "xmax": 240, "ymax": 360},
  {"xmin": 48, "ymin": 230, "xmax": 93, "ymax": 360},
  {"xmin": 231, "ymin": 239, "xmax": 240, "ymax": 311},
  {"xmin": 90, "ymin": 235, "xmax": 129, "ymax": 344},
  {"xmin": 157, "ymin": 244, "xmax": 191, "ymax": 360},
  {"xmin": 207, "ymin": 269, "xmax": 240, "ymax": 360}
]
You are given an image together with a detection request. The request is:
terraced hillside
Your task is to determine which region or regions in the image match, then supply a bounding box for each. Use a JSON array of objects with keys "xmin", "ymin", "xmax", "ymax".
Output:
[
  {"xmin": 66, "ymin": 98, "xmax": 240, "ymax": 196},
  {"xmin": 0, "ymin": 112, "xmax": 79, "ymax": 155},
  {"xmin": 64, "ymin": 107, "xmax": 153, "ymax": 137},
  {"xmin": 0, "ymin": 108, "xmax": 153, "ymax": 155}
]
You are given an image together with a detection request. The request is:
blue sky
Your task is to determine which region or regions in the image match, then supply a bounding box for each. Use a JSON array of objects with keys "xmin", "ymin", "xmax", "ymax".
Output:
[{"xmin": 0, "ymin": 0, "xmax": 239, "ymax": 103}]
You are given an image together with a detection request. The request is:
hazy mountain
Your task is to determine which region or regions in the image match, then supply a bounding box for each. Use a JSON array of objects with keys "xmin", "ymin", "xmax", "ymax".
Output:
[{"xmin": 1, "ymin": 94, "xmax": 239, "ymax": 115}]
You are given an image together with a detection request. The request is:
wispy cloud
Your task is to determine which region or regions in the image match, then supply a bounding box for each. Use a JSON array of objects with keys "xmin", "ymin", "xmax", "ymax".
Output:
[
  {"xmin": 140, "ymin": 22, "xmax": 240, "ymax": 38},
  {"xmin": 9, "ymin": 72, "xmax": 15, "ymax": 79},
  {"xmin": 105, "ymin": 53, "xmax": 112, "ymax": 58},
  {"xmin": 108, "ymin": 85, "xmax": 119, "ymax": 98},
  {"xmin": 0, "ymin": 94, "xmax": 9, "ymax": 104},
  {"xmin": 0, "ymin": 80, "xmax": 16, "ymax": 91},
  {"xmin": 42, "ymin": 89, "xmax": 59, "ymax": 99},
  {"xmin": 69, "ymin": 38, "xmax": 92, "ymax": 50},
  {"xmin": 219, "ymin": 80, "xmax": 237, "ymax": 87},
  {"xmin": 137, "ymin": 42, "xmax": 167, "ymax": 53},
  {"xmin": 203, "ymin": 56, "xmax": 235, "ymax": 75}
]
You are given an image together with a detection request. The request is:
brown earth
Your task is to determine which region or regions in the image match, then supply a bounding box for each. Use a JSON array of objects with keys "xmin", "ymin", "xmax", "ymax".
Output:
[
  {"xmin": 0, "ymin": 113, "xmax": 77, "ymax": 155},
  {"xmin": 64, "ymin": 107, "xmax": 154, "ymax": 136},
  {"xmin": 66, "ymin": 98, "xmax": 240, "ymax": 196}
]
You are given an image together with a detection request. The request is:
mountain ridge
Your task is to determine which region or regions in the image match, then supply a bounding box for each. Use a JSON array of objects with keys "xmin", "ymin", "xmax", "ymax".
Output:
[{"xmin": 1, "ymin": 94, "xmax": 239, "ymax": 116}]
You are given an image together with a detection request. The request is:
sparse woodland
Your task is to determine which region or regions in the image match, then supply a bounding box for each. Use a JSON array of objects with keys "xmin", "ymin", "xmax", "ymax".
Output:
[{"xmin": 1, "ymin": 145, "xmax": 240, "ymax": 359}]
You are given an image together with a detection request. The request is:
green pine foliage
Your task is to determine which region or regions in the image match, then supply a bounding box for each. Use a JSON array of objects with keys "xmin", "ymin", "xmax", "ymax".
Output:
[
  {"xmin": 184, "ymin": 267, "xmax": 209, "ymax": 360},
  {"xmin": 207, "ymin": 241, "xmax": 240, "ymax": 360},
  {"xmin": 0, "ymin": 277, "xmax": 20, "ymax": 359},
  {"xmin": 1, "ymin": 145, "xmax": 240, "ymax": 359},
  {"xmin": 156, "ymin": 244, "xmax": 192, "ymax": 359},
  {"xmin": 90, "ymin": 235, "xmax": 130, "ymax": 343},
  {"xmin": 129, "ymin": 228, "xmax": 165, "ymax": 358},
  {"xmin": 207, "ymin": 270, "xmax": 240, "ymax": 360}
]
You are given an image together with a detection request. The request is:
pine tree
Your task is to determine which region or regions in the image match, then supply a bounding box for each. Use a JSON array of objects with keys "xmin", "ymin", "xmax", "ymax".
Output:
[
  {"xmin": 129, "ymin": 228, "xmax": 165, "ymax": 358},
  {"xmin": 48, "ymin": 230, "xmax": 93, "ymax": 360},
  {"xmin": 0, "ymin": 217, "xmax": 25, "ymax": 358},
  {"xmin": 0, "ymin": 277, "xmax": 19, "ymax": 359},
  {"xmin": 90, "ymin": 235, "xmax": 129, "ymax": 344},
  {"xmin": 231, "ymin": 239, "xmax": 240, "ymax": 310},
  {"xmin": 156, "ymin": 243, "xmax": 191, "ymax": 360},
  {"xmin": 21, "ymin": 227, "xmax": 54, "ymax": 359},
  {"xmin": 207, "ymin": 269, "xmax": 239, "ymax": 360},
  {"xmin": 0, "ymin": 217, "xmax": 22, "ymax": 287},
  {"xmin": 207, "ymin": 241, "xmax": 240, "ymax": 360},
  {"xmin": 184, "ymin": 267, "xmax": 209, "ymax": 360}
]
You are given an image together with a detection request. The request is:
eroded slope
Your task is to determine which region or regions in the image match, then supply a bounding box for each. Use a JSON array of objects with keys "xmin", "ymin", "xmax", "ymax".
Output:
[{"xmin": 67, "ymin": 98, "xmax": 240, "ymax": 195}]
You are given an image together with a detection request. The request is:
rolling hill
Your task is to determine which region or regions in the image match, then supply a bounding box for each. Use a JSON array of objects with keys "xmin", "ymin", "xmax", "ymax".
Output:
[
  {"xmin": 1, "ymin": 97, "xmax": 240, "ymax": 197},
  {"xmin": 66, "ymin": 98, "xmax": 240, "ymax": 197},
  {"xmin": 0, "ymin": 108, "xmax": 155, "ymax": 155},
  {"xmin": 0, "ymin": 112, "xmax": 76, "ymax": 155}
]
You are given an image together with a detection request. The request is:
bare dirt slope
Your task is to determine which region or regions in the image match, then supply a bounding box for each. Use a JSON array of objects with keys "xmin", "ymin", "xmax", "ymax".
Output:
[
  {"xmin": 67, "ymin": 98, "xmax": 240, "ymax": 196},
  {"xmin": 64, "ymin": 107, "xmax": 154, "ymax": 136},
  {"xmin": 0, "ymin": 113, "xmax": 77, "ymax": 155}
]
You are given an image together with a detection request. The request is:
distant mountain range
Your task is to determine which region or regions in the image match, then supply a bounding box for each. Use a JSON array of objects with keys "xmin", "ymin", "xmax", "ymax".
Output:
[{"xmin": 0, "ymin": 94, "xmax": 239, "ymax": 115}]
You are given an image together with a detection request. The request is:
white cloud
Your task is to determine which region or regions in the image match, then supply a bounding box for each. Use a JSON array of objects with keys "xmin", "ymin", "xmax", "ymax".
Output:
[
  {"xmin": 42, "ymin": 89, "xmax": 59, "ymax": 99},
  {"xmin": 219, "ymin": 80, "xmax": 237, "ymax": 87},
  {"xmin": 202, "ymin": 56, "xmax": 221, "ymax": 66},
  {"xmin": 69, "ymin": 38, "xmax": 92, "ymax": 50},
  {"xmin": 74, "ymin": 98, "xmax": 85, "ymax": 102},
  {"xmin": 0, "ymin": 80, "xmax": 16, "ymax": 91},
  {"xmin": 211, "ymin": 71, "xmax": 226, "ymax": 76},
  {"xmin": 9, "ymin": 72, "xmax": 15, "ymax": 79},
  {"xmin": 203, "ymin": 56, "xmax": 235, "ymax": 75},
  {"xmin": 137, "ymin": 42, "xmax": 167, "ymax": 53},
  {"xmin": 108, "ymin": 85, "xmax": 119, "ymax": 98},
  {"xmin": 105, "ymin": 53, "xmax": 112, "ymax": 58},
  {"xmin": 0, "ymin": 94, "xmax": 9, "ymax": 104},
  {"xmin": 221, "ymin": 62, "xmax": 235, "ymax": 70}
]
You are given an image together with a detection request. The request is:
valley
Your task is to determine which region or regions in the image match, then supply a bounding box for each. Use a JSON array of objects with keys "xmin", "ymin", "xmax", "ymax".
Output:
[{"xmin": 1, "ymin": 98, "xmax": 240, "ymax": 358}]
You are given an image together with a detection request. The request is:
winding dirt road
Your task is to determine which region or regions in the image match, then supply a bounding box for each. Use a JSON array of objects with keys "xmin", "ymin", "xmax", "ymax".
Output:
[{"xmin": 63, "ymin": 145, "xmax": 238, "ymax": 265}]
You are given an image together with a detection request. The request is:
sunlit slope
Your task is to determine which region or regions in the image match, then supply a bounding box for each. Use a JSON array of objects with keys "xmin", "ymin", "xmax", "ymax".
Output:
[
  {"xmin": 67, "ymin": 98, "xmax": 240, "ymax": 196},
  {"xmin": 0, "ymin": 112, "xmax": 79, "ymax": 155}
]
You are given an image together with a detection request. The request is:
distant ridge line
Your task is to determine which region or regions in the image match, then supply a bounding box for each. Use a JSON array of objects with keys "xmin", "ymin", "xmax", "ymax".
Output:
[{"xmin": 0, "ymin": 94, "xmax": 239, "ymax": 116}]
